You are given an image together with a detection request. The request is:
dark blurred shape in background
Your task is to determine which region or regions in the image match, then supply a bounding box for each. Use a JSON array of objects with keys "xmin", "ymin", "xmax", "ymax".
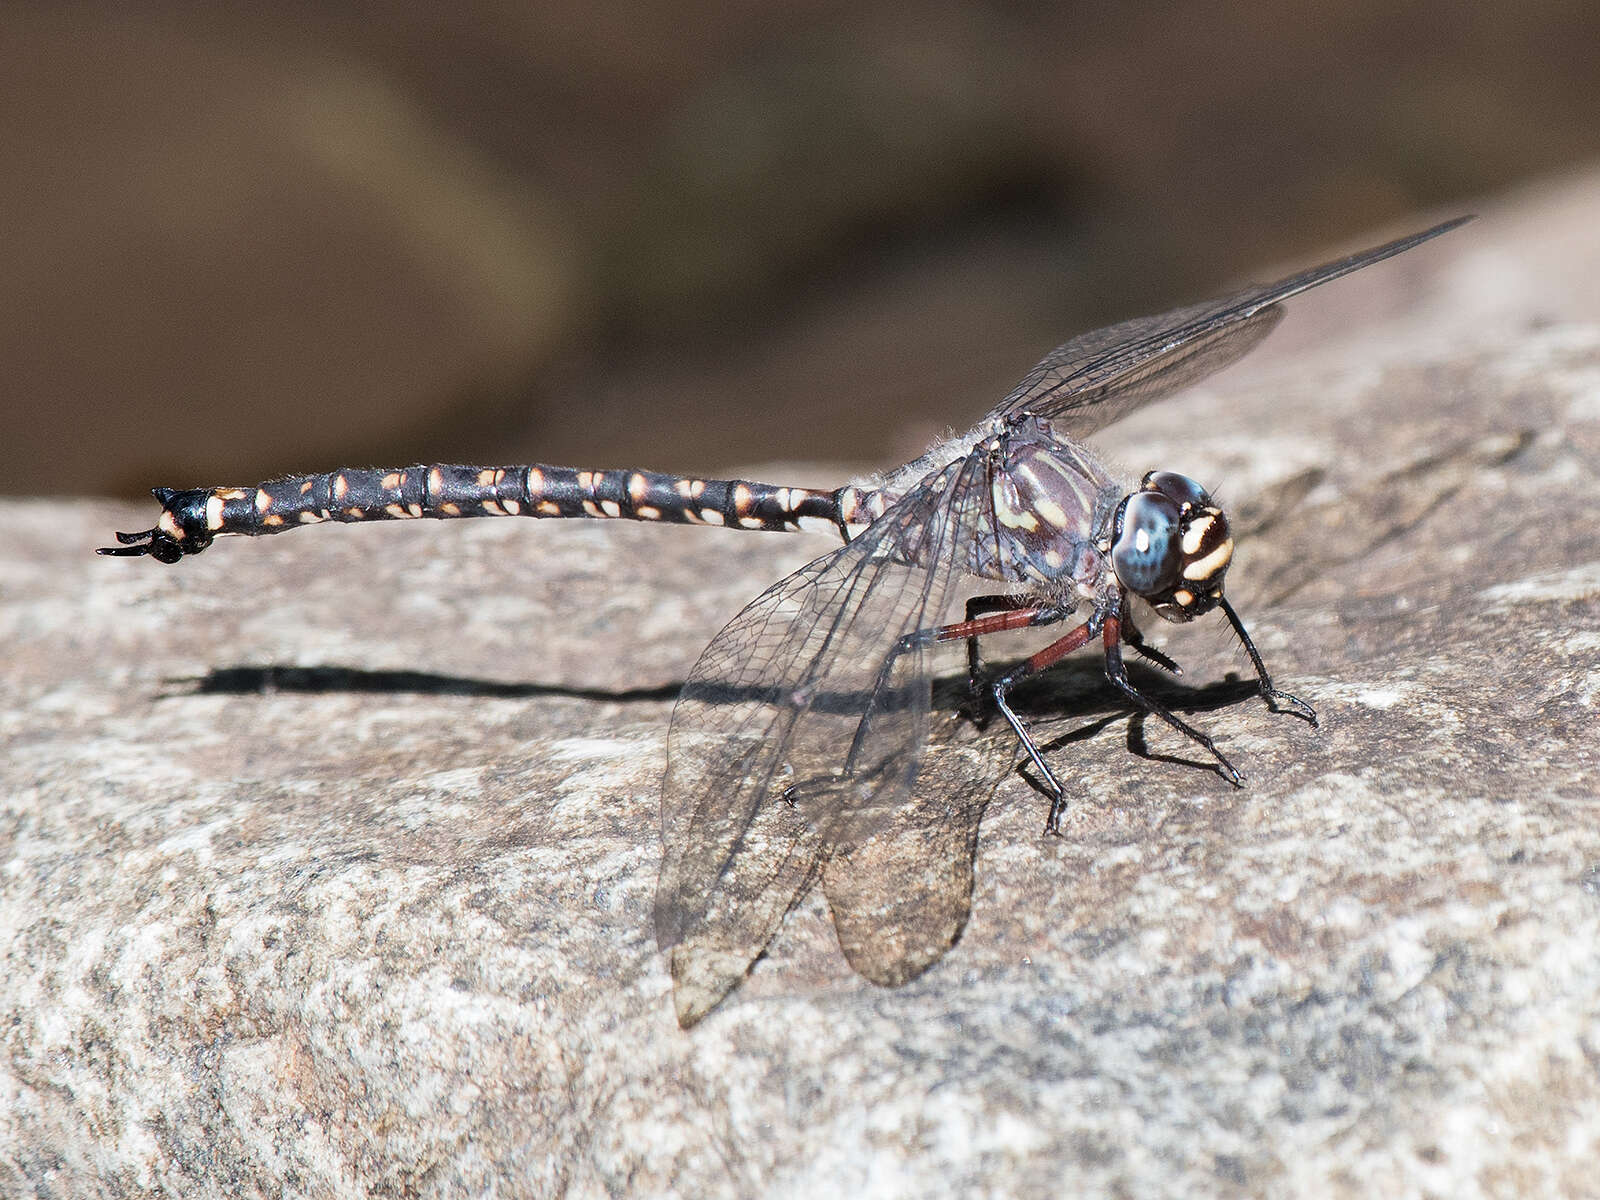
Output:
[{"xmin": 5, "ymin": 1, "xmax": 1600, "ymax": 495}]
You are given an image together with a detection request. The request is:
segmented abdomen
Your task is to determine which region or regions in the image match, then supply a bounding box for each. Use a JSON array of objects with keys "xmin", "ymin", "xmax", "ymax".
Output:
[{"xmin": 106, "ymin": 463, "xmax": 891, "ymax": 561}]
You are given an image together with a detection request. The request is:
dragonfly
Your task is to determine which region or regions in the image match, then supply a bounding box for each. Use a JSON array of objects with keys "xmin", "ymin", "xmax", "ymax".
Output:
[{"xmin": 102, "ymin": 217, "xmax": 1467, "ymax": 1025}]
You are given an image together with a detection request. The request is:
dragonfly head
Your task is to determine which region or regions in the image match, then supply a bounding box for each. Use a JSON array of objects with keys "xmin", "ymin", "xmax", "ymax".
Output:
[{"xmin": 1108, "ymin": 471, "xmax": 1233, "ymax": 623}]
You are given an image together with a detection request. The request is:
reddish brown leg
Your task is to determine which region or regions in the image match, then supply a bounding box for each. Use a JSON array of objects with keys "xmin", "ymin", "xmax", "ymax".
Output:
[
  {"xmin": 842, "ymin": 601, "xmax": 1057, "ymax": 775},
  {"xmin": 939, "ymin": 596, "xmax": 1049, "ymax": 701}
]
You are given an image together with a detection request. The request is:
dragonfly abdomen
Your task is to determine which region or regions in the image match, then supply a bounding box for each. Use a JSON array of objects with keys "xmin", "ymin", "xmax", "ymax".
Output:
[{"xmin": 100, "ymin": 463, "xmax": 890, "ymax": 563}]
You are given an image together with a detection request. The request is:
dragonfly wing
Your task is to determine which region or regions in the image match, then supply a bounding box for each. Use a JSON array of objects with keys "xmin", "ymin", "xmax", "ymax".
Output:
[
  {"xmin": 820, "ymin": 699, "xmax": 1012, "ymax": 987},
  {"xmin": 655, "ymin": 448, "xmax": 1000, "ymax": 1027},
  {"xmin": 998, "ymin": 217, "xmax": 1468, "ymax": 437}
]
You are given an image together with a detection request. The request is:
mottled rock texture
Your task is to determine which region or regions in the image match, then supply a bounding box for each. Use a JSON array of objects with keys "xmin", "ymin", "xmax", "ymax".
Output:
[{"xmin": 4, "ymin": 197, "xmax": 1599, "ymax": 1196}]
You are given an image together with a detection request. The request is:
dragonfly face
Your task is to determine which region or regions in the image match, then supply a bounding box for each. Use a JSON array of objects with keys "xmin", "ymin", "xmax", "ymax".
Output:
[{"xmin": 1108, "ymin": 470, "xmax": 1233, "ymax": 622}]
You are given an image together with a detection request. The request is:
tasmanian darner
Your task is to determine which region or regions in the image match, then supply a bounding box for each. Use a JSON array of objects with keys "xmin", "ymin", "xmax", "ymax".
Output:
[{"xmin": 102, "ymin": 217, "xmax": 1467, "ymax": 1025}]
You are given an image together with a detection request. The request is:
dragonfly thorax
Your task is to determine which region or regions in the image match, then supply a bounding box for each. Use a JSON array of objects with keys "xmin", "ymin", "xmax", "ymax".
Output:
[
  {"xmin": 987, "ymin": 434, "xmax": 1113, "ymax": 593},
  {"xmin": 1106, "ymin": 470, "xmax": 1233, "ymax": 622}
]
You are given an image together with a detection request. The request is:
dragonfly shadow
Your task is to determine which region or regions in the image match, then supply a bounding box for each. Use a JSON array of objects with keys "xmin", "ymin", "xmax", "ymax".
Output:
[
  {"xmin": 182, "ymin": 658, "xmax": 1260, "ymax": 737},
  {"xmin": 183, "ymin": 665, "xmax": 954, "ymax": 713},
  {"xmin": 174, "ymin": 664, "xmax": 684, "ymax": 705}
]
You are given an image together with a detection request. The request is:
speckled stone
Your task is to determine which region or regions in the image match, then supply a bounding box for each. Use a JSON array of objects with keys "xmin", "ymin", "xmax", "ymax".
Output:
[{"xmin": 4, "ymin": 199, "xmax": 1599, "ymax": 1197}]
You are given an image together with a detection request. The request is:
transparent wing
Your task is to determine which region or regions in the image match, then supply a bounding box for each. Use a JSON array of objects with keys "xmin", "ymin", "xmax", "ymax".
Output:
[
  {"xmin": 819, "ymin": 694, "xmax": 1013, "ymax": 987},
  {"xmin": 655, "ymin": 448, "xmax": 1006, "ymax": 1027},
  {"xmin": 996, "ymin": 217, "xmax": 1468, "ymax": 437}
]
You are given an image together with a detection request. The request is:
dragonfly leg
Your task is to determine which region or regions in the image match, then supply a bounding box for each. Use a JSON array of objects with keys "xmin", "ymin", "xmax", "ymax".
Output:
[
  {"xmin": 1101, "ymin": 606, "xmax": 1245, "ymax": 788},
  {"xmin": 1121, "ymin": 610, "xmax": 1183, "ymax": 676},
  {"xmin": 1218, "ymin": 598, "xmax": 1318, "ymax": 725},
  {"xmin": 988, "ymin": 616, "xmax": 1100, "ymax": 835},
  {"xmin": 840, "ymin": 601, "xmax": 1056, "ymax": 776},
  {"xmin": 946, "ymin": 594, "xmax": 1048, "ymax": 715}
]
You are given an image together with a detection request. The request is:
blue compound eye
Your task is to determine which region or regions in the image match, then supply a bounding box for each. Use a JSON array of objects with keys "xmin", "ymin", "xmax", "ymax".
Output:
[
  {"xmin": 1143, "ymin": 471, "xmax": 1211, "ymax": 510},
  {"xmin": 1111, "ymin": 492, "xmax": 1182, "ymax": 595}
]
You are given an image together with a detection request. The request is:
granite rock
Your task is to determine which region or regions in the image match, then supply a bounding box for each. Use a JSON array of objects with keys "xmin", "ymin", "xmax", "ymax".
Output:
[{"xmin": 4, "ymin": 198, "xmax": 1600, "ymax": 1196}]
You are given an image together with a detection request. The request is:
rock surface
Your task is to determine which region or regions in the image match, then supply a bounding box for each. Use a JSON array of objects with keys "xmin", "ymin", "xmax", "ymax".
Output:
[{"xmin": 5, "ymin": 200, "xmax": 1600, "ymax": 1196}]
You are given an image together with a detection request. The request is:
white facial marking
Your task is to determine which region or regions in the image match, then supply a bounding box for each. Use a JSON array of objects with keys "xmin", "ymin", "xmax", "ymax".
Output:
[
  {"xmin": 1181, "ymin": 514, "xmax": 1216, "ymax": 556},
  {"xmin": 1183, "ymin": 539, "xmax": 1233, "ymax": 581}
]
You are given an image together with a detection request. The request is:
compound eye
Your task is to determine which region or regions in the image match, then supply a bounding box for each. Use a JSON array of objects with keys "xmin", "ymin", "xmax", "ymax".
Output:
[
  {"xmin": 1142, "ymin": 471, "xmax": 1211, "ymax": 510},
  {"xmin": 1111, "ymin": 492, "xmax": 1182, "ymax": 596}
]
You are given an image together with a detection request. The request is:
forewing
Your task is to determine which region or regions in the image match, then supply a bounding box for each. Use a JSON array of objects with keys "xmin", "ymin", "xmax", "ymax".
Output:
[
  {"xmin": 655, "ymin": 449, "xmax": 998, "ymax": 1027},
  {"xmin": 997, "ymin": 217, "xmax": 1468, "ymax": 437}
]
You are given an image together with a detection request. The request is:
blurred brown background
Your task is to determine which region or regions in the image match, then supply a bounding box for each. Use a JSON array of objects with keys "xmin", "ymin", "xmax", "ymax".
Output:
[{"xmin": 6, "ymin": 1, "xmax": 1600, "ymax": 496}]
